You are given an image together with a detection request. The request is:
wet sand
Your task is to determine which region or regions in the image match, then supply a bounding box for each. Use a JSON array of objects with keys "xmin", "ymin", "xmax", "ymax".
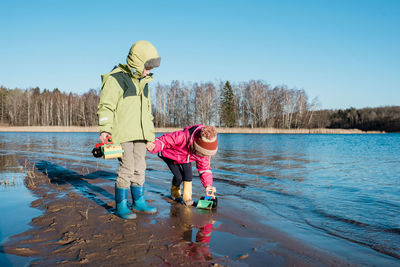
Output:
[{"xmin": 1, "ymin": 158, "xmax": 353, "ymax": 266}]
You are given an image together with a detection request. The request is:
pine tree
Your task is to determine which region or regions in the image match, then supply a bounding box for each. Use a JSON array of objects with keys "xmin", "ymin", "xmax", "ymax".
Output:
[{"xmin": 219, "ymin": 81, "xmax": 236, "ymax": 127}]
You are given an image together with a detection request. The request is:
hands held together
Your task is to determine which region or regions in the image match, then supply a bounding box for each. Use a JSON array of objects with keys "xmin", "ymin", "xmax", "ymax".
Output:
[
  {"xmin": 146, "ymin": 142, "xmax": 155, "ymax": 152},
  {"xmin": 101, "ymin": 133, "xmax": 156, "ymax": 154}
]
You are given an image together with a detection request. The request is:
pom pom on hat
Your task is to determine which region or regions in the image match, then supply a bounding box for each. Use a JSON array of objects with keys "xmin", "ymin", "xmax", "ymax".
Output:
[{"xmin": 193, "ymin": 126, "xmax": 218, "ymax": 156}]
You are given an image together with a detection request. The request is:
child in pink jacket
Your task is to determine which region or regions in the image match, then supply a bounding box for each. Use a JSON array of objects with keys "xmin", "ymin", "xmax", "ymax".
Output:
[{"xmin": 146, "ymin": 124, "xmax": 217, "ymax": 205}]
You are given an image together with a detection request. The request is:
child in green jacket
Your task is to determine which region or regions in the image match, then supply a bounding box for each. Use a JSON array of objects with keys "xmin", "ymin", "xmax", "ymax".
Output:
[{"xmin": 97, "ymin": 41, "xmax": 161, "ymax": 219}]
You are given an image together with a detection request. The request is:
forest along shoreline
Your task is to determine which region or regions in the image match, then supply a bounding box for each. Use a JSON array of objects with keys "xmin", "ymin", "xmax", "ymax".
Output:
[{"xmin": 0, "ymin": 126, "xmax": 385, "ymax": 134}]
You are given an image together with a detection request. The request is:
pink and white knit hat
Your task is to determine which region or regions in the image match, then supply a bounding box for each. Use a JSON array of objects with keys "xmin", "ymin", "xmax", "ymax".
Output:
[{"xmin": 193, "ymin": 126, "xmax": 218, "ymax": 156}]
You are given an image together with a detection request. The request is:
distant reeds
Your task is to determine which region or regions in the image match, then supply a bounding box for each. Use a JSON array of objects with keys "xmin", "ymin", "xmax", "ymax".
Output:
[
  {"xmin": 157, "ymin": 127, "xmax": 385, "ymax": 134},
  {"xmin": 0, "ymin": 177, "xmax": 20, "ymax": 188},
  {"xmin": 0, "ymin": 126, "xmax": 385, "ymax": 134},
  {"xmin": 25, "ymin": 170, "xmax": 37, "ymax": 189}
]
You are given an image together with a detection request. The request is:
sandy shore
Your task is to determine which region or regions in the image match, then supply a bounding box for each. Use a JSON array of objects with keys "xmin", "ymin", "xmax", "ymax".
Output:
[
  {"xmin": 1, "ymin": 158, "xmax": 352, "ymax": 266},
  {"xmin": 0, "ymin": 126, "xmax": 384, "ymax": 134}
]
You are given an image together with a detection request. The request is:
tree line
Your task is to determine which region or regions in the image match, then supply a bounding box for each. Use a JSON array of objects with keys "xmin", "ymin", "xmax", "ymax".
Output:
[
  {"xmin": 153, "ymin": 80, "xmax": 317, "ymax": 129},
  {"xmin": 0, "ymin": 83, "xmax": 398, "ymax": 132},
  {"xmin": 0, "ymin": 86, "xmax": 98, "ymax": 127},
  {"xmin": 310, "ymin": 107, "xmax": 400, "ymax": 132}
]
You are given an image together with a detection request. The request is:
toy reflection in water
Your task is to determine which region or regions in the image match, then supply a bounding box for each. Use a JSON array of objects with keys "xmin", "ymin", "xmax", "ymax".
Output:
[
  {"xmin": 187, "ymin": 221, "xmax": 215, "ymax": 261},
  {"xmin": 169, "ymin": 203, "xmax": 215, "ymax": 261}
]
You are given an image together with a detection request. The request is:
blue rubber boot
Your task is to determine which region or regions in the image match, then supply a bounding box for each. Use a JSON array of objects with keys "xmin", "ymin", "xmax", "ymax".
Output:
[
  {"xmin": 115, "ymin": 187, "xmax": 136, "ymax": 219},
  {"xmin": 131, "ymin": 185, "xmax": 157, "ymax": 214}
]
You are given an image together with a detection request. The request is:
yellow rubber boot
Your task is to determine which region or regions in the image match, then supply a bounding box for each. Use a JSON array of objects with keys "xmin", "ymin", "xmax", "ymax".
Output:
[
  {"xmin": 170, "ymin": 184, "xmax": 182, "ymax": 201},
  {"xmin": 182, "ymin": 181, "xmax": 193, "ymax": 206}
]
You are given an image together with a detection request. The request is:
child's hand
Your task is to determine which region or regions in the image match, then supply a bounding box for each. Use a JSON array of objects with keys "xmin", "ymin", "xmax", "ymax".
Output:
[
  {"xmin": 146, "ymin": 142, "xmax": 155, "ymax": 152},
  {"xmin": 205, "ymin": 186, "xmax": 216, "ymax": 196},
  {"xmin": 100, "ymin": 132, "xmax": 111, "ymax": 143}
]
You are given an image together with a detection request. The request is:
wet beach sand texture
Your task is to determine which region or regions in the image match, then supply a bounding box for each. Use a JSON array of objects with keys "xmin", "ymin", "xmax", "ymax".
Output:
[{"xmin": 2, "ymin": 158, "xmax": 352, "ymax": 266}]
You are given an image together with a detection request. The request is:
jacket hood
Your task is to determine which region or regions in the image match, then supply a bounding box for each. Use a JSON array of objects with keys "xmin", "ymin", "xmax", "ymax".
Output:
[
  {"xmin": 126, "ymin": 40, "xmax": 161, "ymax": 77},
  {"xmin": 101, "ymin": 64, "xmax": 153, "ymax": 87}
]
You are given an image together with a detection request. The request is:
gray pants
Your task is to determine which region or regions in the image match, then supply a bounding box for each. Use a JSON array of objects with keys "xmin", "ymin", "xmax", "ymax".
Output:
[{"xmin": 116, "ymin": 141, "xmax": 147, "ymax": 188}]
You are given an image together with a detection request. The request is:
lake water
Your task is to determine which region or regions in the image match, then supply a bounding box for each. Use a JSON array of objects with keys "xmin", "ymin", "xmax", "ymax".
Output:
[{"xmin": 0, "ymin": 132, "xmax": 399, "ymax": 266}]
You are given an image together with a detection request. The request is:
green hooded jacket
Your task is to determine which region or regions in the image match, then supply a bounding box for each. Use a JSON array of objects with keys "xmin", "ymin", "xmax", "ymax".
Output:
[{"xmin": 97, "ymin": 41, "xmax": 161, "ymax": 144}]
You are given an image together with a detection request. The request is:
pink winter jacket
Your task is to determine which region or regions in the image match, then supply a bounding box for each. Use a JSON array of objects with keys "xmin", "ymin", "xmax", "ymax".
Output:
[{"xmin": 149, "ymin": 124, "xmax": 213, "ymax": 188}]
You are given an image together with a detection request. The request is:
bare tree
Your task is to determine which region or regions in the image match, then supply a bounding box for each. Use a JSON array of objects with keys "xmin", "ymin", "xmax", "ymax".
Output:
[{"xmin": 193, "ymin": 82, "xmax": 217, "ymax": 125}]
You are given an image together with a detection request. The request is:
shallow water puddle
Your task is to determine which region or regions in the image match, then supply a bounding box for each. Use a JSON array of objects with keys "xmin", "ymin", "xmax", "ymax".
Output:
[
  {"xmin": 0, "ymin": 171, "xmax": 41, "ymax": 266},
  {"xmin": 205, "ymin": 230, "xmax": 283, "ymax": 265}
]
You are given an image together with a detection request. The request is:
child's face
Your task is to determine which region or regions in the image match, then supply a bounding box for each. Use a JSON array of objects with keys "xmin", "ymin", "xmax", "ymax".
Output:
[{"xmin": 142, "ymin": 68, "xmax": 151, "ymax": 77}]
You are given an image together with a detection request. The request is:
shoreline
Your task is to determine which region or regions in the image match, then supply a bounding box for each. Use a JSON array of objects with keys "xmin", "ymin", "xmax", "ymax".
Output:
[
  {"xmin": 0, "ymin": 126, "xmax": 385, "ymax": 134},
  {"xmin": 2, "ymin": 158, "xmax": 352, "ymax": 266}
]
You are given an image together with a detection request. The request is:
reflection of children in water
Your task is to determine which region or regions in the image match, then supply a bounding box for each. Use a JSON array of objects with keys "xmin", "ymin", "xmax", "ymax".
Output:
[
  {"xmin": 188, "ymin": 221, "xmax": 215, "ymax": 261},
  {"xmin": 171, "ymin": 203, "xmax": 215, "ymax": 261}
]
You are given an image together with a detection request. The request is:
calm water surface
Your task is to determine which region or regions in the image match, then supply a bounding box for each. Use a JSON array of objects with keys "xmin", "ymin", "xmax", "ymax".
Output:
[{"xmin": 0, "ymin": 132, "xmax": 399, "ymax": 266}]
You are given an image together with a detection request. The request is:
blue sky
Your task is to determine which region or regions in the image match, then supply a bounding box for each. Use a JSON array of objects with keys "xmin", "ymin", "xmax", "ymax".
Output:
[{"xmin": 1, "ymin": 0, "xmax": 399, "ymax": 109}]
